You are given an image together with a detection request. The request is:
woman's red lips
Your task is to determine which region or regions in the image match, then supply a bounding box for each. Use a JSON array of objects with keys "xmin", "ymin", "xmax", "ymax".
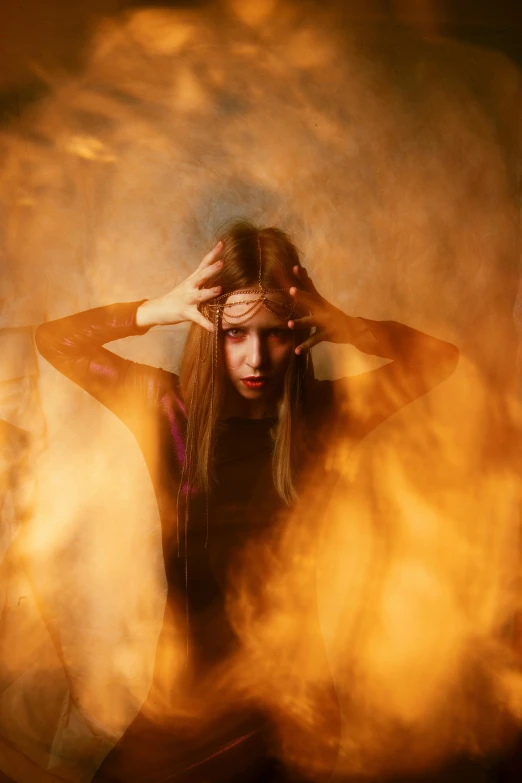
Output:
[{"xmin": 241, "ymin": 376, "xmax": 268, "ymax": 389}]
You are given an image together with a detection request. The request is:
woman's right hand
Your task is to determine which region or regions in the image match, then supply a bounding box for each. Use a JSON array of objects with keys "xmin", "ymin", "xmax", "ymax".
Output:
[{"xmin": 136, "ymin": 242, "xmax": 223, "ymax": 331}]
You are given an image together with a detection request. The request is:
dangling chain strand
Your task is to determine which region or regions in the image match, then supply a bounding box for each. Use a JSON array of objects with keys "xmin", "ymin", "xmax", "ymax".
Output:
[{"xmin": 257, "ymin": 235, "xmax": 263, "ymax": 290}]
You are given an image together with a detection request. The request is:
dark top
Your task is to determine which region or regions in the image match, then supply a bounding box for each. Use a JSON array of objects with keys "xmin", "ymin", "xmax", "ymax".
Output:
[{"xmin": 35, "ymin": 302, "xmax": 458, "ymax": 782}]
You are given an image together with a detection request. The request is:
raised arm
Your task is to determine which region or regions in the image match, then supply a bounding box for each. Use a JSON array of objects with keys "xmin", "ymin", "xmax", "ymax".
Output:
[
  {"xmin": 35, "ymin": 242, "xmax": 225, "ymax": 430},
  {"xmin": 333, "ymin": 316, "xmax": 458, "ymax": 436},
  {"xmin": 289, "ymin": 266, "xmax": 459, "ymax": 437},
  {"xmin": 35, "ymin": 300, "xmax": 173, "ymax": 431}
]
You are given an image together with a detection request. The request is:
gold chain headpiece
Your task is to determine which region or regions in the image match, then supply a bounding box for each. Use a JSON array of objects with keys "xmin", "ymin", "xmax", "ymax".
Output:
[
  {"xmin": 200, "ymin": 236, "xmax": 296, "ymax": 325},
  {"xmin": 200, "ymin": 286, "xmax": 296, "ymax": 326}
]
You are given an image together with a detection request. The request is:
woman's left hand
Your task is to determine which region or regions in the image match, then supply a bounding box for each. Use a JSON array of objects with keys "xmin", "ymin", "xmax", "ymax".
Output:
[{"xmin": 288, "ymin": 265, "xmax": 357, "ymax": 355}]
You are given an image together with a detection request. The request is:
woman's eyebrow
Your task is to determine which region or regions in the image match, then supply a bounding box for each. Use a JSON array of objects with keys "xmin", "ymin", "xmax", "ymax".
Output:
[
  {"xmin": 261, "ymin": 324, "xmax": 290, "ymax": 332},
  {"xmin": 221, "ymin": 322, "xmax": 290, "ymax": 331}
]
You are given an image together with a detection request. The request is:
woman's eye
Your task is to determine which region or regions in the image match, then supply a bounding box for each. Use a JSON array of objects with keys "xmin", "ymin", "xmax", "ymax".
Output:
[
  {"xmin": 269, "ymin": 329, "xmax": 288, "ymax": 339},
  {"xmin": 225, "ymin": 328, "xmax": 244, "ymax": 339}
]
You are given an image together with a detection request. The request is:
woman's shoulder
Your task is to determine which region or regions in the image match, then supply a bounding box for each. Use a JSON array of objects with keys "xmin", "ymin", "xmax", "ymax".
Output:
[
  {"xmin": 129, "ymin": 362, "xmax": 184, "ymax": 411},
  {"xmin": 157, "ymin": 366, "xmax": 184, "ymax": 403}
]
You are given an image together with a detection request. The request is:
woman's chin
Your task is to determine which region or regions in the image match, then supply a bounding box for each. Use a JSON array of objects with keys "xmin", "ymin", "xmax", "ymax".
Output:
[{"xmin": 239, "ymin": 387, "xmax": 266, "ymax": 398}]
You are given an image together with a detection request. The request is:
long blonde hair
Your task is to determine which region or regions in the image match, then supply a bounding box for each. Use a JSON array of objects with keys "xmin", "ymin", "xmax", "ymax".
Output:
[{"xmin": 179, "ymin": 220, "xmax": 313, "ymax": 506}]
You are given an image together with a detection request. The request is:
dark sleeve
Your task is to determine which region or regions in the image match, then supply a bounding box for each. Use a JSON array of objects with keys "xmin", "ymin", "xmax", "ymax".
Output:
[
  {"xmin": 35, "ymin": 301, "xmax": 178, "ymax": 433},
  {"xmin": 318, "ymin": 318, "xmax": 459, "ymax": 439}
]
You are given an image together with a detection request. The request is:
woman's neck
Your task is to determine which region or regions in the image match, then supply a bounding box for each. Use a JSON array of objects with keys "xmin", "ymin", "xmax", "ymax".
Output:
[{"xmin": 222, "ymin": 387, "xmax": 278, "ymax": 419}]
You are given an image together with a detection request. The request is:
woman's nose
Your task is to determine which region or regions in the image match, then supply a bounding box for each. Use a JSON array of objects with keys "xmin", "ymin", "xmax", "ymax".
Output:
[{"xmin": 246, "ymin": 335, "xmax": 264, "ymax": 369}]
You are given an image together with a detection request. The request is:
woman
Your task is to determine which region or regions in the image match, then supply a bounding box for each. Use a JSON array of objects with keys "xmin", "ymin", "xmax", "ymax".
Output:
[{"xmin": 35, "ymin": 221, "xmax": 459, "ymax": 783}]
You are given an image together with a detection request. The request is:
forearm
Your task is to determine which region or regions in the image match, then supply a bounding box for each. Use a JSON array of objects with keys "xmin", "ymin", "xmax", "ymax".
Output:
[
  {"xmin": 35, "ymin": 301, "xmax": 149, "ymax": 363},
  {"xmin": 135, "ymin": 297, "xmax": 188, "ymax": 329},
  {"xmin": 342, "ymin": 313, "xmax": 459, "ymax": 368},
  {"xmin": 329, "ymin": 314, "xmax": 459, "ymax": 436},
  {"xmin": 35, "ymin": 301, "xmax": 170, "ymax": 423}
]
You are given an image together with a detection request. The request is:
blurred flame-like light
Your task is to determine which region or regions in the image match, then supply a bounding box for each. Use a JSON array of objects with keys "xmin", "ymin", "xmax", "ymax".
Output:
[{"xmin": 0, "ymin": 1, "xmax": 521, "ymax": 781}]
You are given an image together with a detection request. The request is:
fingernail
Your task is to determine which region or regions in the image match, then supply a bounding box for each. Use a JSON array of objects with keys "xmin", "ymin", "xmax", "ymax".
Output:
[
  {"xmin": 213, "ymin": 286, "xmax": 221, "ymax": 293},
  {"xmin": 295, "ymin": 347, "xmax": 300, "ymax": 355},
  {"xmin": 288, "ymin": 321, "xmax": 294, "ymax": 328},
  {"xmin": 290, "ymin": 287, "xmax": 296, "ymax": 296},
  {"xmin": 216, "ymin": 240, "xmax": 223, "ymax": 248}
]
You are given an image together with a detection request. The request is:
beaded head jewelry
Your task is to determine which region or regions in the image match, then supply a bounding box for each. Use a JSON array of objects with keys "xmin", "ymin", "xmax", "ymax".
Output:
[{"xmin": 199, "ymin": 237, "xmax": 297, "ymax": 328}]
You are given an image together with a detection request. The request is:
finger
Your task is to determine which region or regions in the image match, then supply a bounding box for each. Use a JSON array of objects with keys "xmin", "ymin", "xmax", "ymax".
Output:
[
  {"xmin": 197, "ymin": 241, "xmax": 224, "ymax": 270},
  {"xmin": 289, "ymin": 289, "xmax": 314, "ymax": 319},
  {"xmin": 300, "ymin": 267, "xmax": 320, "ymax": 295},
  {"xmin": 289, "ymin": 286, "xmax": 316, "ymax": 305},
  {"xmin": 190, "ymin": 310, "xmax": 215, "ymax": 332},
  {"xmin": 195, "ymin": 286, "xmax": 221, "ymax": 302},
  {"xmin": 193, "ymin": 259, "xmax": 223, "ymax": 285},
  {"xmin": 295, "ymin": 332, "xmax": 322, "ymax": 355},
  {"xmin": 288, "ymin": 316, "xmax": 315, "ymax": 329},
  {"xmin": 292, "ymin": 264, "xmax": 314, "ymax": 294}
]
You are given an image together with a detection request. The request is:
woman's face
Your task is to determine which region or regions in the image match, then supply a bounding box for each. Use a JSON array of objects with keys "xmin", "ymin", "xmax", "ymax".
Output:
[{"xmin": 221, "ymin": 292, "xmax": 295, "ymax": 415}]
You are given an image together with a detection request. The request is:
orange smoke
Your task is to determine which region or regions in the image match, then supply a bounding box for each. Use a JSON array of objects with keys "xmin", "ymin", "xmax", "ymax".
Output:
[{"xmin": 0, "ymin": 1, "xmax": 521, "ymax": 781}]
